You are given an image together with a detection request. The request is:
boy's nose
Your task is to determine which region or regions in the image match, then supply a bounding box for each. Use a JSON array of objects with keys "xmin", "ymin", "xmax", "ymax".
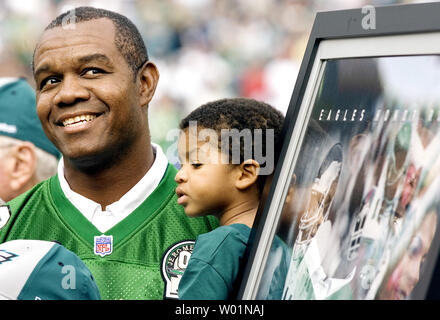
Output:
[{"xmin": 175, "ymin": 166, "xmax": 187, "ymax": 183}]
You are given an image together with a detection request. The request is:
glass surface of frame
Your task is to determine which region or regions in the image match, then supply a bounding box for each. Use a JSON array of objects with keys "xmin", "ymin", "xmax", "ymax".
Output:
[{"xmin": 239, "ymin": 3, "xmax": 440, "ymax": 300}]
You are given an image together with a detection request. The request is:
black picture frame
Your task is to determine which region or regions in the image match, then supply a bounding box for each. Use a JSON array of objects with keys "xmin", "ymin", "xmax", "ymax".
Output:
[{"xmin": 238, "ymin": 2, "xmax": 440, "ymax": 300}]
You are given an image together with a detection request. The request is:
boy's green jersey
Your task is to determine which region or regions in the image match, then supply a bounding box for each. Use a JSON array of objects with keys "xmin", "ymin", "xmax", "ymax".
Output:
[{"xmin": 0, "ymin": 164, "xmax": 218, "ymax": 300}]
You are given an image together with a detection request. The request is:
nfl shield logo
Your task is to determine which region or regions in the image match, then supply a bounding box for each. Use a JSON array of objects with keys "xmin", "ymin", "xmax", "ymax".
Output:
[{"xmin": 94, "ymin": 235, "xmax": 113, "ymax": 257}]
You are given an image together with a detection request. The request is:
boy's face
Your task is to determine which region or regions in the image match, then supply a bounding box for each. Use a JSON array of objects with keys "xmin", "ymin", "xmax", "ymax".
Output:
[{"xmin": 175, "ymin": 129, "xmax": 237, "ymax": 217}]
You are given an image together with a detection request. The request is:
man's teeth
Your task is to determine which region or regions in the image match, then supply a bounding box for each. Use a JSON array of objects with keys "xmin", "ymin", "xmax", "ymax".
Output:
[{"xmin": 63, "ymin": 115, "xmax": 97, "ymax": 127}]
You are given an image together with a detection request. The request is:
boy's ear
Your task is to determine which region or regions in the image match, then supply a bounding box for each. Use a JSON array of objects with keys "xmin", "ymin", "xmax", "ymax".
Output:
[{"xmin": 235, "ymin": 159, "xmax": 260, "ymax": 190}]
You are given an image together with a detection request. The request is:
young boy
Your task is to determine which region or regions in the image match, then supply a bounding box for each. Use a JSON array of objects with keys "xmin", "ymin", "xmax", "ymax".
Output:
[{"xmin": 175, "ymin": 98, "xmax": 285, "ymax": 299}]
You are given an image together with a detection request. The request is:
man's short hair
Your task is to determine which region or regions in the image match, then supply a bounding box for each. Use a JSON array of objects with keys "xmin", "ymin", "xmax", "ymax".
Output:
[{"xmin": 36, "ymin": 6, "xmax": 148, "ymax": 76}]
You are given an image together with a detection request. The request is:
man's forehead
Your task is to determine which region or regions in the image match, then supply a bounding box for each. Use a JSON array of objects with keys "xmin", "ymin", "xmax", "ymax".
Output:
[
  {"xmin": 33, "ymin": 19, "xmax": 124, "ymax": 76},
  {"xmin": 35, "ymin": 18, "xmax": 116, "ymax": 56},
  {"xmin": 43, "ymin": 17, "xmax": 114, "ymax": 37}
]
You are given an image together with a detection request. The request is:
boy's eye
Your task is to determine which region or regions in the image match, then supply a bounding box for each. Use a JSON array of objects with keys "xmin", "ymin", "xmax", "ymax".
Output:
[{"xmin": 191, "ymin": 163, "xmax": 203, "ymax": 169}]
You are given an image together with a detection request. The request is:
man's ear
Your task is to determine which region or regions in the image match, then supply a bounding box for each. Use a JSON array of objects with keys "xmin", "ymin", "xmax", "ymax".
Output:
[
  {"xmin": 9, "ymin": 142, "xmax": 37, "ymax": 192},
  {"xmin": 235, "ymin": 159, "xmax": 260, "ymax": 190},
  {"xmin": 138, "ymin": 61, "xmax": 160, "ymax": 108}
]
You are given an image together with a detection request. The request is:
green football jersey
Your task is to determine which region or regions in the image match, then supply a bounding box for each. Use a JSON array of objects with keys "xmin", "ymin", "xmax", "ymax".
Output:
[{"xmin": 0, "ymin": 164, "xmax": 219, "ymax": 300}]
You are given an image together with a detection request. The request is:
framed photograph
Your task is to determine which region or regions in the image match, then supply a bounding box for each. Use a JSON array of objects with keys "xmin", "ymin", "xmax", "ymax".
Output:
[{"xmin": 239, "ymin": 2, "xmax": 440, "ymax": 300}]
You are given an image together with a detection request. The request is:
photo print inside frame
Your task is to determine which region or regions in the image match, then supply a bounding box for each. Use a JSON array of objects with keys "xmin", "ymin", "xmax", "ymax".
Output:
[
  {"xmin": 281, "ymin": 55, "xmax": 440, "ymax": 300},
  {"xmin": 239, "ymin": 3, "xmax": 440, "ymax": 300}
]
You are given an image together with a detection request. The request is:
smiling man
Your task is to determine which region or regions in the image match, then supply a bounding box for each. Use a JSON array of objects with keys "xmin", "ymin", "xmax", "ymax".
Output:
[{"xmin": 0, "ymin": 7, "xmax": 218, "ymax": 300}]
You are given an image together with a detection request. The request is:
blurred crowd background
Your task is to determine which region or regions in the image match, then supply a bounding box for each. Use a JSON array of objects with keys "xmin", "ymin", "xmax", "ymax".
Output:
[{"xmin": 0, "ymin": 0, "xmax": 431, "ymax": 151}]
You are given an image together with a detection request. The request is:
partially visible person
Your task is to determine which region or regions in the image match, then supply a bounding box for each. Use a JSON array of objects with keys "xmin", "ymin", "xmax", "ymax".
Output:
[
  {"xmin": 0, "ymin": 239, "xmax": 100, "ymax": 300},
  {"xmin": 0, "ymin": 78, "xmax": 59, "ymax": 203},
  {"xmin": 0, "ymin": 7, "xmax": 218, "ymax": 300},
  {"xmin": 378, "ymin": 209, "xmax": 437, "ymax": 300},
  {"xmin": 175, "ymin": 98, "xmax": 286, "ymax": 299}
]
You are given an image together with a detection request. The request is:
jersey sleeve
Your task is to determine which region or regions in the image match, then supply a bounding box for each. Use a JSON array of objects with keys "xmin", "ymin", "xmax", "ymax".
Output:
[{"xmin": 178, "ymin": 258, "xmax": 229, "ymax": 300}]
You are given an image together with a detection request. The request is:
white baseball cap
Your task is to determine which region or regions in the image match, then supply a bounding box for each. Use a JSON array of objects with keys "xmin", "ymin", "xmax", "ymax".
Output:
[{"xmin": 0, "ymin": 240, "xmax": 100, "ymax": 300}]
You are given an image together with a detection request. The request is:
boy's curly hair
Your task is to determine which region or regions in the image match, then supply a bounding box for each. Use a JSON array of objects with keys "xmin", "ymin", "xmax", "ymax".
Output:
[{"xmin": 180, "ymin": 98, "xmax": 285, "ymax": 191}]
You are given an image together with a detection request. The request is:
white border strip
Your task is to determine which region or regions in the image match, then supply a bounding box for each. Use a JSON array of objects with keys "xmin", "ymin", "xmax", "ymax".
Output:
[{"xmin": 319, "ymin": 32, "xmax": 440, "ymax": 59}]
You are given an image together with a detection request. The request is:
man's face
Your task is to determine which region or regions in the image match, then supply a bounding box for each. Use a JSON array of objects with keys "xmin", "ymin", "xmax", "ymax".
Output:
[{"xmin": 33, "ymin": 18, "xmax": 146, "ymax": 165}]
